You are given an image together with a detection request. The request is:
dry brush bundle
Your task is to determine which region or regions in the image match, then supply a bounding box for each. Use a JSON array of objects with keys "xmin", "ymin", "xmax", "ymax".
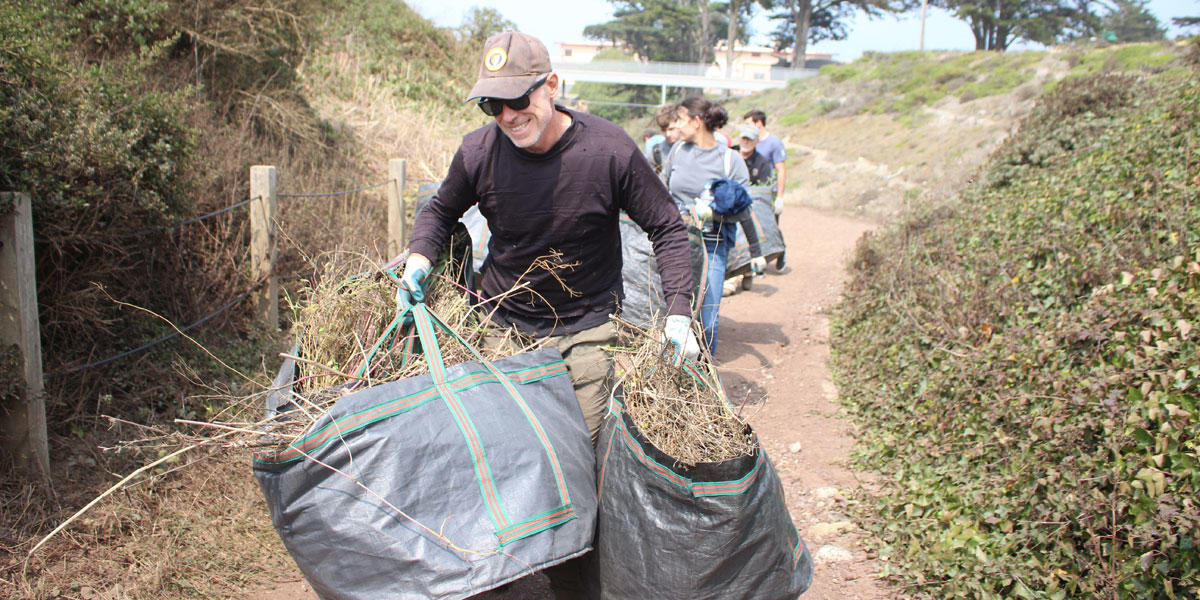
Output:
[
  {"xmin": 611, "ymin": 317, "xmax": 755, "ymax": 466},
  {"xmin": 272, "ymin": 251, "xmax": 530, "ymax": 442}
]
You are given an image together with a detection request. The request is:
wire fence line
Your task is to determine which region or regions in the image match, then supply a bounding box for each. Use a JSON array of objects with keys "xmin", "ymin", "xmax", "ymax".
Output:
[
  {"xmin": 45, "ymin": 287, "xmax": 258, "ymax": 380},
  {"xmin": 278, "ymin": 178, "xmax": 393, "ymax": 198},
  {"xmin": 121, "ymin": 197, "xmax": 257, "ymax": 239},
  {"xmin": 43, "ymin": 175, "xmax": 405, "ymax": 379}
]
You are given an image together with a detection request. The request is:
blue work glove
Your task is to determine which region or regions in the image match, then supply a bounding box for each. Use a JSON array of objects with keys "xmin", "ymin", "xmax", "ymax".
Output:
[
  {"xmin": 395, "ymin": 253, "xmax": 432, "ymax": 322},
  {"xmin": 751, "ymin": 256, "xmax": 767, "ymax": 276},
  {"xmin": 661, "ymin": 314, "xmax": 701, "ymax": 366}
]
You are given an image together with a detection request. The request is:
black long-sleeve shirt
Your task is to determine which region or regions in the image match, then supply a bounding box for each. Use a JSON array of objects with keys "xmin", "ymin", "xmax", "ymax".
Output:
[{"xmin": 409, "ymin": 107, "xmax": 693, "ymax": 337}]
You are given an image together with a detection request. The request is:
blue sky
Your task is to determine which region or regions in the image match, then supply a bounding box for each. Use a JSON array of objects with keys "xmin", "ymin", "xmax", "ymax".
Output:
[{"xmin": 409, "ymin": 0, "xmax": 1198, "ymax": 62}]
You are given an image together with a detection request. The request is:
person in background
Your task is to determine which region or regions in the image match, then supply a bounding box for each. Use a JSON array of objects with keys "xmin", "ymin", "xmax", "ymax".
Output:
[
  {"xmin": 642, "ymin": 127, "xmax": 664, "ymax": 161},
  {"xmin": 661, "ymin": 95, "xmax": 765, "ymax": 356},
  {"xmin": 737, "ymin": 124, "xmax": 773, "ymax": 186},
  {"xmin": 646, "ymin": 103, "xmax": 677, "ymax": 174},
  {"xmin": 744, "ymin": 109, "xmax": 787, "ymax": 269},
  {"xmin": 743, "ymin": 109, "xmax": 786, "ymax": 198},
  {"xmin": 395, "ymin": 31, "xmax": 700, "ymax": 599},
  {"xmin": 720, "ymin": 123, "xmax": 776, "ymax": 297}
]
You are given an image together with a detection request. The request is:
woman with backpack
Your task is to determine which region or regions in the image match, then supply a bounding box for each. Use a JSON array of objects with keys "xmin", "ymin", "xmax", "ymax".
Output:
[{"xmin": 661, "ymin": 96, "xmax": 766, "ymax": 356}]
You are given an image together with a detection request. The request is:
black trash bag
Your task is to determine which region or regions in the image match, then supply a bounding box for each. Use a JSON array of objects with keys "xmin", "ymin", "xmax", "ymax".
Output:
[
  {"xmin": 617, "ymin": 214, "xmax": 705, "ymax": 329},
  {"xmin": 253, "ymin": 304, "xmax": 598, "ymax": 600},
  {"xmin": 592, "ymin": 384, "xmax": 814, "ymax": 600},
  {"xmin": 725, "ymin": 186, "xmax": 785, "ymax": 279}
]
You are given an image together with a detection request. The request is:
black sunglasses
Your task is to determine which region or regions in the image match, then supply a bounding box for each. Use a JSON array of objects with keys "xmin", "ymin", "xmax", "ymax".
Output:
[{"xmin": 476, "ymin": 75, "xmax": 549, "ymax": 117}]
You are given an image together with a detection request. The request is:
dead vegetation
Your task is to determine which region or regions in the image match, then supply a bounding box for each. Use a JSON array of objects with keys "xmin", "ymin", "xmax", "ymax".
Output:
[{"xmin": 612, "ymin": 319, "xmax": 755, "ymax": 466}]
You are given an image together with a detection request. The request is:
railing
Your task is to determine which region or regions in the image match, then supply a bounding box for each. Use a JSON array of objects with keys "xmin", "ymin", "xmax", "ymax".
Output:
[
  {"xmin": 557, "ymin": 59, "xmax": 820, "ymax": 83},
  {"xmin": 565, "ymin": 59, "xmax": 710, "ymax": 76}
]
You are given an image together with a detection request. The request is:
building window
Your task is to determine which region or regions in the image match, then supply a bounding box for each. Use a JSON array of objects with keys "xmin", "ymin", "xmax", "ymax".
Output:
[
  {"xmin": 754, "ymin": 73, "xmax": 764, "ymax": 79},
  {"xmin": 565, "ymin": 49, "xmax": 573, "ymax": 56},
  {"xmin": 752, "ymin": 52, "xmax": 761, "ymax": 57}
]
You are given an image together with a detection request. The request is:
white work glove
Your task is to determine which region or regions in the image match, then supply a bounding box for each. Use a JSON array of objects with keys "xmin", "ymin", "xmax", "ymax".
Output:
[
  {"xmin": 751, "ymin": 256, "xmax": 767, "ymax": 276},
  {"xmin": 773, "ymin": 195, "xmax": 784, "ymax": 216},
  {"xmin": 692, "ymin": 197, "xmax": 713, "ymax": 223},
  {"xmin": 395, "ymin": 253, "xmax": 432, "ymax": 323},
  {"xmin": 661, "ymin": 314, "xmax": 701, "ymax": 366}
]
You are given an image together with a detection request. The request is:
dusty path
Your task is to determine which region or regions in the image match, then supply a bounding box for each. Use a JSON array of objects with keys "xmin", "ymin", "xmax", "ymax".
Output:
[
  {"xmin": 717, "ymin": 205, "xmax": 880, "ymax": 599},
  {"xmin": 250, "ymin": 204, "xmax": 881, "ymax": 600}
]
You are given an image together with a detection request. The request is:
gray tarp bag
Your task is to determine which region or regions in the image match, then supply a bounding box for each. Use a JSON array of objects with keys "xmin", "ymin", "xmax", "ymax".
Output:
[
  {"xmin": 592, "ymin": 378, "xmax": 814, "ymax": 599},
  {"xmin": 725, "ymin": 185, "xmax": 786, "ymax": 279},
  {"xmin": 618, "ymin": 214, "xmax": 706, "ymax": 329},
  {"xmin": 253, "ymin": 303, "xmax": 598, "ymax": 600}
]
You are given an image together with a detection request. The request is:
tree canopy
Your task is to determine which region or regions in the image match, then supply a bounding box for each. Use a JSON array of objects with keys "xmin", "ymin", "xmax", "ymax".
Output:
[
  {"xmin": 1099, "ymin": 0, "xmax": 1166, "ymax": 42},
  {"xmin": 762, "ymin": 0, "xmax": 913, "ymax": 67},
  {"xmin": 933, "ymin": 0, "xmax": 1104, "ymax": 51},
  {"xmin": 457, "ymin": 7, "xmax": 519, "ymax": 46},
  {"xmin": 585, "ymin": 0, "xmax": 731, "ymax": 62}
]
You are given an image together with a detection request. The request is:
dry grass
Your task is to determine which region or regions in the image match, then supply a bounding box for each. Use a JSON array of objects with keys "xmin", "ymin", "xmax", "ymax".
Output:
[
  {"xmin": 4, "ymin": 10, "xmax": 490, "ymax": 600},
  {"xmin": 203, "ymin": 244, "xmax": 549, "ymax": 456},
  {"xmin": 3, "ymin": 250, "xmax": 542, "ymax": 599},
  {"xmin": 297, "ymin": 37, "xmax": 483, "ymax": 189},
  {"xmin": 2, "ymin": 445, "xmax": 292, "ymax": 600},
  {"xmin": 611, "ymin": 318, "xmax": 755, "ymax": 466}
]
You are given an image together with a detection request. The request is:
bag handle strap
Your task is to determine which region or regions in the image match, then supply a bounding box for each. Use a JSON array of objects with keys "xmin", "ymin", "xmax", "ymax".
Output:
[{"xmin": 400, "ymin": 303, "xmax": 576, "ymax": 526}]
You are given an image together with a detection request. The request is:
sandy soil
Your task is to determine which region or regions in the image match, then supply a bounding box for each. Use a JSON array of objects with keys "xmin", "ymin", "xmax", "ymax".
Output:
[{"xmin": 247, "ymin": 202, "xmax": 880, "ymax": 600}]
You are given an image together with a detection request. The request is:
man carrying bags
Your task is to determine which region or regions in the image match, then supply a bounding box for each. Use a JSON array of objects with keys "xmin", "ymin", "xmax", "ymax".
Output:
[{"xmin": 394, "ymin": 31, "xmax": 700, "ymax": 599}]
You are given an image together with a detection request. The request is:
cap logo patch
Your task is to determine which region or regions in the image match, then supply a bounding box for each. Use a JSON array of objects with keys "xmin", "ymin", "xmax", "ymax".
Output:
[{"xmin": 484, "ymin": 48, "xmax": 508, "ymax": 72}]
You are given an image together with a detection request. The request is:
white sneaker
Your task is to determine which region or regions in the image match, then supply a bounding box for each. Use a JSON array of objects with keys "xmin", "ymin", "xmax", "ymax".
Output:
[{"xmin": 722, "ymin": 278, "xmax": 738, "ymax": 297}]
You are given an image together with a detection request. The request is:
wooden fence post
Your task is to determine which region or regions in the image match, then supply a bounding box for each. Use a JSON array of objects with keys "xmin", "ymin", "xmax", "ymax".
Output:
[
  {"xmin": 387, "ymin": 158, "xmax": 406, "ymax": 260},
  {"xmin": 250, "ymin": 166, "xmax": 279, "ymax": 329},
  {"xmin": 0, "ymin": 192, "xmax": 49, "ymax": 480}
]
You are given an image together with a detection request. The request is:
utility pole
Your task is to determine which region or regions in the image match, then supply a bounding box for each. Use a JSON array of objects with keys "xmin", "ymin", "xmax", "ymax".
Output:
[{"xmin": 919, "ymin": 0, "xmax": 929, "ymax": 51}]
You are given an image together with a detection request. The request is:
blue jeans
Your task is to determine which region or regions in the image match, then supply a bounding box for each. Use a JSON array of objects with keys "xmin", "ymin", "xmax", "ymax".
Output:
[{"xmin": 699, "ymin": 234, "xmax": 728, "ymax": 354}]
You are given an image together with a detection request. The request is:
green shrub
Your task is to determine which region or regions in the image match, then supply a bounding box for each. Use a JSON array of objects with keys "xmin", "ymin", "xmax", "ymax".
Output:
[
  {"xmin": 0, "ymin": 2, "xmax": 196, "ymax": 225},
  {"xmin": 1069, "ymin": 43, "xmax": 1179, "ymax": 76},
  {"xmin": 986, "ymin": 73, "xmax": 1139, "ymax": 188},
  {"xmin": 832, "ymin": 58, "xmax": 1200, "ymax": 598},
  {"xmin": 822, "ymin": 62, "xmax": 859, "ymax": 83}
]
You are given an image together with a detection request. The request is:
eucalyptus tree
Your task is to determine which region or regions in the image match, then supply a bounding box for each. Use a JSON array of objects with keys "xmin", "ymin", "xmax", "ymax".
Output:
[{"xmin": 724, "ymin": 0, "xmax": 758, "ymax": 76}]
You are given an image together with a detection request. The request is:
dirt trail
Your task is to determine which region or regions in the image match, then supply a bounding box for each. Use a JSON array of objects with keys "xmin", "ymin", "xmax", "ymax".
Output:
[
  {"xmin": 249, "ymin": 202, "xmax": 880, "ymax": 600},
  {"xmin": 717, "ymin": 205, "xmax": 880, "ymax": 598}
]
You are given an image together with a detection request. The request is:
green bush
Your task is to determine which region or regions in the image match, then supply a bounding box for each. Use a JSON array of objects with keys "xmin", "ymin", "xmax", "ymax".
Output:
[
  {"xmin": 0, "ymin": 2, "xmax": 195, "ymax": 226},
  {"xmin": 832, "ymin": 62, "xmax": 1200, "ymax": 598},
  {"xmin": 1067, "ymin": 42, "xmax": 1179, "ymax": 76}
]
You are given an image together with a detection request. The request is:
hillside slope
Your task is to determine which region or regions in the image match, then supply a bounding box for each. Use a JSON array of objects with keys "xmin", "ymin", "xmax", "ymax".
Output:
[
  {"xmin": 830, "ymin": 41, "xmax": 1199, "ymax": 598},
  {"xmin": 727, "ymin": 43, "xmax": 1185, "ymax": 222},
  {"xmin": 5, "ymin": 11, "xmax": 1193, "ymax": 596}
]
